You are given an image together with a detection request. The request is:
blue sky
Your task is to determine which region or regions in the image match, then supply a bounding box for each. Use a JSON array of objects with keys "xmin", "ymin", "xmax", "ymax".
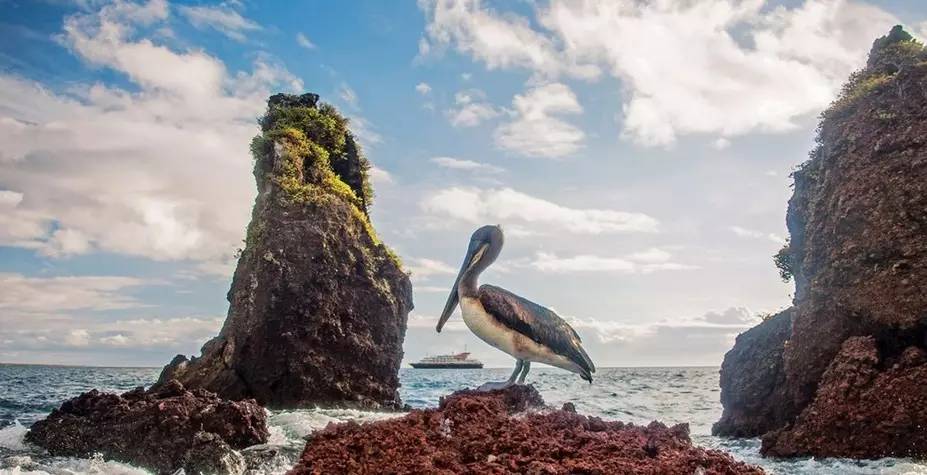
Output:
[{"xmin": 1, "ymin": 0, "xmax": 924, "ymax": 368}]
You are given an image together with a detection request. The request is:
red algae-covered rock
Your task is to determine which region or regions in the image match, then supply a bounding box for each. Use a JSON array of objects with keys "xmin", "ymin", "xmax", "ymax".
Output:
[
  {"xmin": 715, "ymin": 26, "xmax": 927, "ymax": 458},
  {"xmin": 26, "ymin": 380, "xmax": 268, "ymax": 475},
  {"xmin": 762, "ymin": 337, "xmax": 927, "ymax": 459},
  {"xmin": 288, "ymin": 385, "xmax": 763, "ymax": 475}
]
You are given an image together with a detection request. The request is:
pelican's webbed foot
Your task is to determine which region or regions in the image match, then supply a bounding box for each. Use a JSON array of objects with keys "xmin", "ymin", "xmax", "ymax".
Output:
[
  {"xmin": 476, "ymin": 380, "xmax": 514, "ymax": 391},
  {"xmin": 476, "ymin": 359, "xmax": 525, "ymax": 391}
]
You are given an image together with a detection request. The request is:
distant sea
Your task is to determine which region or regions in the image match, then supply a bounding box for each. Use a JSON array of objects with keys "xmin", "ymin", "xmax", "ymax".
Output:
[{"xmin": 1, "ymin": 364, "xmax": 925, "ymax": 474}]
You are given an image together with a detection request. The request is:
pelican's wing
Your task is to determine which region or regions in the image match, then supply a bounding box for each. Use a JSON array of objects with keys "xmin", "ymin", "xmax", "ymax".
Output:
[{"xmin": 478, "ymin": 284, "xmax": 595, "ymax": 376}]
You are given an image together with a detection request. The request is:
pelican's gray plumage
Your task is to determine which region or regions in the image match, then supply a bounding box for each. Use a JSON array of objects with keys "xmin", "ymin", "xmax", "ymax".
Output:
[{"xmin": 436, "ymin": 225, "xmax": 596, "ymax": 389}]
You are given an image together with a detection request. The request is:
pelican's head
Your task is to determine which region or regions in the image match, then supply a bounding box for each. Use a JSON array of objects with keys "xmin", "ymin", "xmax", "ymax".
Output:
[{"xmin": 436, "ymin": 225, "xmax": 504, "ymax": 332}]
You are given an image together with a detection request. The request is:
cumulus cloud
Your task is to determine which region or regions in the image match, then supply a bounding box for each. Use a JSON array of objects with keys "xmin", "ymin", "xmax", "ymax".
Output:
[
  {"xmin": 494, "ymin": 82, "xmax": 584, "ymax": 158},
  {"xmin": 0, "ymin": 273, "xmax": 148, "ymax": 316},
  {"xmin": 407, "ymin": 257, "xmax": 457, "ymax": 283},
  {"xmin": 531, "ymin": 248, "xmax": 696, "ymax": 274},
  {"xmin": 415, "ymin": 82, "xmax": 432, "ymax": 95},
  {"xmin": 445, "ymin": 89, "xmax": 500, "ymax": 127},
  {"xmin": 296, "ymin": 32, "xmax": 316, "ymax": 49},
  {"xmin": 0, "ymin": 272, "xmax": 223, "ymax": 364},
  {"xmin": 730, "ymin": 225, "xmax": 787, "ymax": 244},
  {"xmin": 0, "ymin": 0, "xmax": 303, "ymax": 276},
  {"xmin": 421, "ymin": 187, "xmax": 658, "ymax": 234},
  {"xmin": 178, "ymin": 3, "xmax": 261, "ymax": 42},
  {"xmin": 431, "ymin": 156, "xmax": 503, "ymax": 173},
  {"xmin": 419, "ymin": 0, "xmax": 898, "ymax": 146}
]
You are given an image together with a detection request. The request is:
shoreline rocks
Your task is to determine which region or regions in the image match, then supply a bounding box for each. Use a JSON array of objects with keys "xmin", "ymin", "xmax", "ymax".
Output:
[
  {"xmin": 288, "ymin": 385, "xmax": 763, "ymax": 474},
  {"xmin": 25, "ymin": 380, "xmax": 268, "ymax": 475},
  {"xmin": 157, "ymin": 93, "xmax": 413, "ymax": 409},
  {"xmin": 715, "ymin": 26, "xmax": 927, "ymax": 459},
  {"xmin": 712, "ymin": 308, "xmax": 794, "ymax": 438}
]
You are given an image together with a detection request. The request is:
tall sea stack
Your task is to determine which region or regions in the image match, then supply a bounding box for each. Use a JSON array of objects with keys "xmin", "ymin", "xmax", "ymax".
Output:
[
  {"xmin": 158, "ymin": 93, "xmax": 413, "ymax": 409},
  {"xmin": 714, "ymin": 26, "xmax": 927, "ymax": 458}
]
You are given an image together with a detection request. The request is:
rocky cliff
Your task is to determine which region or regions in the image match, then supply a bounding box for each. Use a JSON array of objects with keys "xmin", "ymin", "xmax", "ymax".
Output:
[
  {"xmin": 288, "ymin": 385, "xmax": 764, "ymax": 474},
  {"xmin": 26, "ymin": 381, "xmax": 268, "ymax": 475},
  {"xmin": 158, "ymin": 93, "xmax": 413, "ymax": 409},
  {"xmin": 715, "ymin": 26, "xmax": 927, "ymax": 458}
]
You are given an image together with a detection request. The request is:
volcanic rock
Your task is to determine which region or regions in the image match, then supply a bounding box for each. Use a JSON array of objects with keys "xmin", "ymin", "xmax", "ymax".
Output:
[
  {"xmin": 288, "ymin": 385, "xmax": 763, "ymax": 474},
  {"xmin": 715, "ymin": 26, "xmax": 927, "ymax": 458},
  {"xmin": 713, "ymin": 308, "xmax": 794, "ymax": 437},
  {"xmin": 25, "ymin": 380, "xmax": 268, "ymax": 475},
  {"xmin": 762, "ymin": 336, "xmax": 927, "ymax": 458},
  {"xmin": 157, "ymin": 93, "xmax": 413, "ymax": 409}
]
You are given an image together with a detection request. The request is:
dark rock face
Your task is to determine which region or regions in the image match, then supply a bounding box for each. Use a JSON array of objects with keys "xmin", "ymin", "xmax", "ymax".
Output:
[
  {"xmin": 288, "ymin": 385, "xmax": 764, "ymax": 474},
  {"xmin": 158, "ymin": 93, "xmax": 413, "ymax": 409},
  {"xmin": 25, "ymin": 381, "xmax": 268, "ymax": 475},
  {"xmin": 716, "ymin": 27, "xmax": 927, "ymax": 459},
  {"xmin": 762, "ymin": 337, "xmax": 927, "ymax": 458},
  {"xmin": 713, "ymin": 308, "xmax": 794, "ymax": 437}
]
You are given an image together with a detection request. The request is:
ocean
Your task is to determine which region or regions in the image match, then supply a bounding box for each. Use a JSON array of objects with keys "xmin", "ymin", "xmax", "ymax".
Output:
[{"xmin": 0, "ymin": 364, "xmax": 924, "ymax": 475}]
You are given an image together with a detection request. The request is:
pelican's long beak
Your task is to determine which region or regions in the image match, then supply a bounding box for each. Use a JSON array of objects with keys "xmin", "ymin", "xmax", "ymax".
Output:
[{"xmin": 436, "ymin": 240, "xmax": 487, "ymax": 332}]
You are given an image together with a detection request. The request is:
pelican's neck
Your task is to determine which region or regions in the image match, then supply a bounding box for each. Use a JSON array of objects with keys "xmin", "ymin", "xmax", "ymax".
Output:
[{"xmin": 458, "ymin": 266, "xmax": 483, "ymax": 298}]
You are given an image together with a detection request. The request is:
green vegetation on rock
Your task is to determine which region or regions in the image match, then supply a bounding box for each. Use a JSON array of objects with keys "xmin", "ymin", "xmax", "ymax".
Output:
[
  {"xmin": 249, "ymin": 93, "xmax": 400, "ymax": 268},
  {"xmin": 823, "ymin": 25, "xmax": 924, "ymax": 119}
]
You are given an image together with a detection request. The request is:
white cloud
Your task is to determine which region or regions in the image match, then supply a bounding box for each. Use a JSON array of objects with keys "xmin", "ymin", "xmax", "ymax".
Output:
[
  {"xmin": 0, "ymin": 190, "xmax": 23, "ymax": 207},
  {"xmin": 0, "ymin": 273, "xmax": 148, "ymax": 316},
  {"xmin": 422, "ymin": 186, "xmax": 658, "ymax": 234},
  {"xmin": 415, "ymin": 82, "xmax": 432, "ymax": 95},
  {"xmin": 494, "ymin": 82, "xmax": 584, "ymax": 158},
  {"xmin": 407, "ymin": 257, "xmax": 457, "ymax": 282},
  {"xmin": 339, "ymin": 83, "xmax": 359, "ymax": 109},
  {"xmin": 627, "ymin": 248, "xmax": 671, "ymax": 263},
  {"xmin": 430, "ymin": 156, "xmax": 503, "ymax": 173},
  {"xmin": 0, "ymin": 1, "xmax": 302, "ymax": 276},
  {"xmin": 531, "ymin": 249, "xmax": 696, "ymax": 274},
  {"xmin": 178, "ymin": 3, "xmax": 260, "ymax": 42},
  {"xmin": 419, "ymin": 0, "xmax": 898, "ymax": 146},
  {"xmin": 730, "ymin": 225, "xmax": 786, "ymax": 244},
  {"xmin": 296, "ymin": 32, "xmax": 316, "ymax": 49},
  {"xmin": 445, "ymin": 89, "xmax": 499, "ymax": 127},
  {"xmin": 713, "ymin": 138, "xmax": 731, "ymax": 150},
  {"xmin": 369, "ymin": 166, "xmax": 394, "ymax": 185},
  {"xmin": 418, "ymin": 0, "xmax": 598, "ymax": 79}
]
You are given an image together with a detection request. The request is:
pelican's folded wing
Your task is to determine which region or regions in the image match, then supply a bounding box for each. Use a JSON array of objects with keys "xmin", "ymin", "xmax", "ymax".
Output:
[{"xmin": 478, "ymin": 284, "xmax": 595, "ymax": 375}]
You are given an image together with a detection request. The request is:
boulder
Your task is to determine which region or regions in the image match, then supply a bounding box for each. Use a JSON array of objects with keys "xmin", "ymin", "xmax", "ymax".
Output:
[
  {"xmin": 288, "ymin": 385, "xmax": 764, "ymax": 474},
  {"xmin": 762, "ymin": 337, "xmax": 927, "ymax": 458},
  {"xmin": 25, "ymin": 380, "xmax": 267, "ymax": 475}
]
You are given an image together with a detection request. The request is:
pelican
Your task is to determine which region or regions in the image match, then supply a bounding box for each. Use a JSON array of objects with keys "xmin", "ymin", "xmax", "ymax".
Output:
[{"xmin": 437, "ymin": 225, "xmax": 595, "ymax": 390}]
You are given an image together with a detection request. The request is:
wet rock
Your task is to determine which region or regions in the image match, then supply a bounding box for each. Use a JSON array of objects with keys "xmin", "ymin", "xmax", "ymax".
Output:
[
  {"xmin": 713, "ymin": 308, "xmax": 794, "ymax": 437},
  {"xmin": 288, "ymin": 385, "xmax": 763, "ymax": 474},
  {"xmin": 157, "ymin": 93, "xmax": 413, "ymax": 409},
  {"xmin": 25, "ymin": 380, "xmax": 268, "ymax": 475},
  {"xmin": 761, "ymin": 337, "xmax": 927, "ymax": 458}
]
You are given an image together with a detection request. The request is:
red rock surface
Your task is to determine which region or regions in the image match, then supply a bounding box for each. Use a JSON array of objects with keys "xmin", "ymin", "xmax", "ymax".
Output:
[
  {"xmin": 288, "ymin": 385, "xmax": 763, "ymax": 475},
  {"xmin": 762, "ymin": 337, "xmax": 927, "ymax": 458},
  {"xmin": 715, "ymin": 26, "xmax": 927, "ymax": 459},
  {"xmin": 26, "ymin": 380, "xmax": 268, "ymax": 475}
]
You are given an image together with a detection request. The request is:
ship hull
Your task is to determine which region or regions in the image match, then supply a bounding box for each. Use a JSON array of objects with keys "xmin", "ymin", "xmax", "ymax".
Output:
[{"xmin": 409, "ymin": 363, "xmax": 484, "ymax": 369}]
